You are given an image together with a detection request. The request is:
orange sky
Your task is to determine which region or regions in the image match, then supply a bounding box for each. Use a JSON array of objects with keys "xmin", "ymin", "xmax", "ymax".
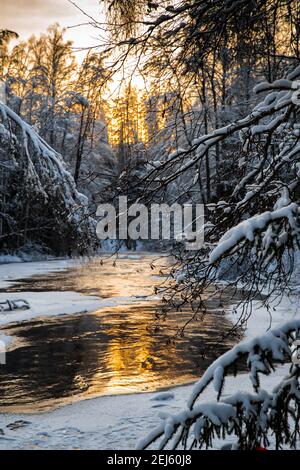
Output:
[
  {"xmin": 1, "ymin": 0, "xmax": 144, "ymax": 92},
  {"xmin": 0, "ymin": 0, "xmax": 105, "ymax": 55}
]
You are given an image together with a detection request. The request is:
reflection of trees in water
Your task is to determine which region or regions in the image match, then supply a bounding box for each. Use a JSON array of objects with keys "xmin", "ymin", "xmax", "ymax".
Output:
[{"xmin": 81, "ymin": 304, "xmax": 238, "ymax": 394}]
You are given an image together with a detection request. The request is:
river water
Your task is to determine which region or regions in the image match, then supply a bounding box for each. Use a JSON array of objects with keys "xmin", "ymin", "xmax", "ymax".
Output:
[{"xmin": 0, "ymin": 254, "xmax": 241, "ymax": 412}]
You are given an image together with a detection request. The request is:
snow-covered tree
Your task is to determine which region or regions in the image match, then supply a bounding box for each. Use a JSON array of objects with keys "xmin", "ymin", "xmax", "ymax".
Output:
[
  {"xmin": 149, "ymin": 66, "xmax": 300, "ymax": 324},
  {"xmin": 100, "ymin": 0, "xmax": 300, "ymax": 317},
  {"xmin": 0, "ymin": 29, "xmax": 18, "ymax": 78},
  {"xmin": 0, "ymin": 101, "xmax": 97, "ymax": 255},
  {"xmin": 0, "ymin": 25, "xmax": 118, "ymax": 235},
  {"xmin": 101, "ymin": 0, "xmax": 300, "ymax": 210}
]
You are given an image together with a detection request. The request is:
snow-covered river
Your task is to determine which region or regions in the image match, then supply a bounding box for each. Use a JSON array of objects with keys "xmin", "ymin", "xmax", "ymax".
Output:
[{"xmin": 0, "ymin": 254, "xmax": 240, "ymax": 413}]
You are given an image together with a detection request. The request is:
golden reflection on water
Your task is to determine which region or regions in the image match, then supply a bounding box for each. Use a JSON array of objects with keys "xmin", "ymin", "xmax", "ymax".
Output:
[
  {"xmin": 14, "ymin": 253, "xmax": 170, "ymax": 300},
  {"xmin": 0, "ymin": 254, "xmax": 240, "ymax": 412}
]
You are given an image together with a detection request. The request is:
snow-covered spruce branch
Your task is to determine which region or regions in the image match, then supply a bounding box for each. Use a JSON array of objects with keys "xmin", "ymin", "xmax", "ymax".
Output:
[
  {"xmin": 147, "ymin": 64, "xmax": 300, "ymax": 318},
  {"xmin": 138, "ymin": 320, "xmax": 300, "ymax": 450},
  {"xmin": 209, "ymin": 203, "xmax": 300, "ymax": 265},
  {"xmin": 138, "ymin": 65, "xmax": 300, "ymax": 190}
]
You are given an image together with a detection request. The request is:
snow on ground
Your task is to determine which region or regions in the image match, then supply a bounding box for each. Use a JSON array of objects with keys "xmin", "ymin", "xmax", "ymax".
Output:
[
  {"xmin": 0, "ymin": 361, "xmax": 291, "ymax": 450},
  {"xmin": 0, "ymin": 258, "xmax": 299, "ymax": 449},
  {"xmin": 0, "ymin": 260, "xmax": 78, "ymax": 350},
  {"xmin": 0, "ymin": 259, "xmax": 76, "ymax": 289},
  {"xmin": 0, "ymin": 258, "xmax": 80, "ymax": 288},
  {"xmin": 0, "ymin": 259, "xmax": 140, "ymax": 350},
  {"xmin": 229, "ymin": 294, "xmax": 300, "ymax": 336}
]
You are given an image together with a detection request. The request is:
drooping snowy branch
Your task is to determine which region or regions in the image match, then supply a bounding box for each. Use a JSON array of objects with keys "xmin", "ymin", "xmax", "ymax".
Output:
[
  {"xmin": 144, "ymin": 64, "xmax": 300, "ymax": 322},
  {"xmin": 142, "ymin": 65, "xmax": 300, "ymax": 188},
  {"xmin": 138, "ymin": 320, "xmax": 300, "ymax": 450},
  {"xmin": 209, "ymin": 203, "xmax": 300, "ymax": 265},
  {"xmin": 0, "ymin": 100, "xmax": 97, "ymax": 252}
]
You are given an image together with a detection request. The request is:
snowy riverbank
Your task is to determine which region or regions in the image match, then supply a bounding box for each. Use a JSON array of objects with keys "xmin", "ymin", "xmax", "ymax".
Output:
[
  {"xmin": 0, "ymin": 258, "xmax": 145, "ymax": 350},
  {"xmin": 0, "ymin": 257, "xmax": 299, "ymax": 449}
]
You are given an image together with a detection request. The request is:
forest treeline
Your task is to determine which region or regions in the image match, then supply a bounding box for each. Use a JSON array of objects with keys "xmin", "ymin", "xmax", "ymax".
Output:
[{"xmin": 0, "ymin": 0, "xmax": 300, "ymax": 262}]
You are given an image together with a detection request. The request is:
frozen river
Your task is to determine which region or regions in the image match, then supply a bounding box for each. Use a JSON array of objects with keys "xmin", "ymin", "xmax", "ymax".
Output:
[{"xmin": 0, "ymin": 254, "xmax": 240, "ymax": 412}]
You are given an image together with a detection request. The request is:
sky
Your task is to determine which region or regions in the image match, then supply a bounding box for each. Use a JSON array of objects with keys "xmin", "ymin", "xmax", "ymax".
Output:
[
  {"xmin": 0, "ymin": 0, "xmax": 105, "ymax": 54},
  {"xmin": 1, "ymin": 0, "xmax": 144, "ymax": 91}
]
